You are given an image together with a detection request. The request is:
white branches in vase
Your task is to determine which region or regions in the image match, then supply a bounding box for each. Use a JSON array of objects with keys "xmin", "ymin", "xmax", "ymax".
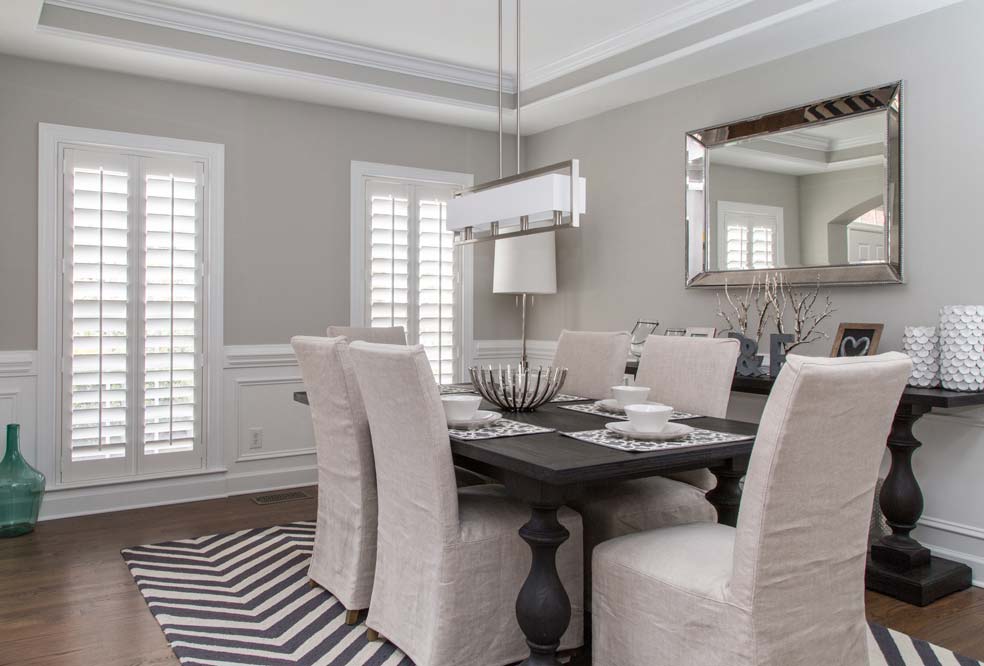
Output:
[
  {"xmin": 716, "ymin": 276, "xmax": 772, "ymax": 345},
  {"xmin": 765, "ymin": 273, "xmax": 836, "ymax": 354}
]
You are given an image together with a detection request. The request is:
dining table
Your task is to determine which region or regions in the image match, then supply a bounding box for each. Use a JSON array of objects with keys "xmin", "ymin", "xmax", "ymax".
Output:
[{"xmin": 294, "ymin": 386, "xmax": 757, "ymax": 666}]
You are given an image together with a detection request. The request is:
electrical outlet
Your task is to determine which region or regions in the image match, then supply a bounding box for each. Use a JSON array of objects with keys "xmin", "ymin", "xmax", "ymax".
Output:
[{"xmin": 248, "ymin": 427, "xmax": 263, "ymax": 450}]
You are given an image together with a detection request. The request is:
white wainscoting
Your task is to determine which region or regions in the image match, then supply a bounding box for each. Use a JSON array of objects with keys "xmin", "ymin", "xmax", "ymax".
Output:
[
  {"xmin": 475, "ymin": 338, "xmax": 984, "ymax": 587},
  {"xmin": 0, "ymin": 346, "xmax": 316, "ymax": 521}
]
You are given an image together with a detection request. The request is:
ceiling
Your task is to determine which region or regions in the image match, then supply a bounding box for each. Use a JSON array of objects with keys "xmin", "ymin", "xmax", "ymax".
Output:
[{"xmin": 0, "ymin": 0, "xmax": 966, "ymax": 134}]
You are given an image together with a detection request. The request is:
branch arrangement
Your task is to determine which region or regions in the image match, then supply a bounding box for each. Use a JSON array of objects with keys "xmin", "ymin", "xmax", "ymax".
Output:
[{"xmin": 715, "ymin": 276, "xmax": 772, "ymax": 344}]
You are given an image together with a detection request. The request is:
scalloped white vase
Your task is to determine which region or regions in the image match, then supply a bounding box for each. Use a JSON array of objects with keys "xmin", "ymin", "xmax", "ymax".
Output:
[
  {"xmin": 938, "ymin": 305, "xmax": 984, "ymax": 392},
  {"xmin": 902, "ymin": 326, "xmax": 940, "ymax": 388}
]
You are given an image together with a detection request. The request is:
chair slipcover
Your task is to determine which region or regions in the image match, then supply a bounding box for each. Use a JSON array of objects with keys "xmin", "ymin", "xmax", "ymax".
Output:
[
  {"xmin": 593, "ymin": 352, "xmax": 911, "ymax": 666},
  {"xmin": 327, "ymin": 325, "xmax": 406, "ymax": 345},
  {"xmin": 291, "ymin": 335, "xmax": 377, "ymax": 612},
  {"xmin": 569, "ymin": 334, "xmax": 741, "ymax": 600},
  {"xmin": 349, "ymin": 341, "xmax": 584, "ymax": 666},
  {"xmin": 551, "ymin": 330, "xmax": 631, "ymax": 400}
]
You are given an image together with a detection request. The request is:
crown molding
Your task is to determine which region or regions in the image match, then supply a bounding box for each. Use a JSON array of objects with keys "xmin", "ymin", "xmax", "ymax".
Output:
[
  {"xmin": 45, "ymin": 0, "xmax": 516, "ymax": 93},
  {"xmin": 831, "ymin": 133, "xmax": 884, "ymax": 151},
  {"xmin": 763, "ymin": 132, "xmax": 831, "ymax": 152},
  {"xmin": 522, "ymin": 0, "xmax": 754, "ymax": 89}
]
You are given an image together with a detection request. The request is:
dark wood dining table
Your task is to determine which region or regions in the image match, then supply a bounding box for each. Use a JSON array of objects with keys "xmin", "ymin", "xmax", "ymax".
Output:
[{"xmin": 294, "ymin": 388, "xmax": 756, "ymax": 666}]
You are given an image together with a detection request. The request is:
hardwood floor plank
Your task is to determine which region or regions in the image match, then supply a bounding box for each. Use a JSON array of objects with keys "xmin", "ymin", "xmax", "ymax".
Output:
[{"xmin": 0, "ymin": 487, "xmax": 979, "ymax": 665}]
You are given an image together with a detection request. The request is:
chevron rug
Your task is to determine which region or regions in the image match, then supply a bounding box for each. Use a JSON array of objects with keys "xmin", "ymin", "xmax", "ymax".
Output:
[{"xmin": 122, "ymin": 522, "xmax": 981, "ymax": 666}]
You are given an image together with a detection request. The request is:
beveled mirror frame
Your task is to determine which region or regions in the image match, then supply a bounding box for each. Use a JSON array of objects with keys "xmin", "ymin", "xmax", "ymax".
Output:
[{"xmin": 685, "ymin": 82, "xmax": 902, "ymax": 287}]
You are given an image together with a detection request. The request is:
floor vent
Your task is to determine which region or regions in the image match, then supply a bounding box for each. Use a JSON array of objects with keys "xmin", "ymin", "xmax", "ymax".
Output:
[{"xmin": 251, "ymin": 490, "xmax": 312, "ymax": 505}]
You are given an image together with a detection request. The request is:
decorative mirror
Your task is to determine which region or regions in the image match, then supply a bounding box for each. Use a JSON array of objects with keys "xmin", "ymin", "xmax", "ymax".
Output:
[{"xmin": 686, "ymin": 82, "xmax": 902, "ymax": 287}]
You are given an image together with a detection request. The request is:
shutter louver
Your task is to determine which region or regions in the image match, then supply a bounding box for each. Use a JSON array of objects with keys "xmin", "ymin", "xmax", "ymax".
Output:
[
  {"xmin": 418, "ymin": 198, "xmax": 455, "ymax": 384},
  {"xmin": 368, "ymin": 183, "xmax": 410, "ymax": 332},
  {"xmin": 726, "ymin": 224, "xmax": 748, "ymax": 270},
  {"xmin": 144, "ymin": 173, "xmax": 198, "ymax": 455},
  {"xmin": 70, "ymin": 166, "xmax": 130, "ymax": 461},
  {"xmin": 751, "ymin": 226, "xmax": 774, "ymax": 269}
]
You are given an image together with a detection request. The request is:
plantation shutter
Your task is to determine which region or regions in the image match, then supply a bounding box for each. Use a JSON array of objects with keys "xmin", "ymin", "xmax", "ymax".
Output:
[
  {"xmin": 62, "ymin": 149, "xmax": 204, "ymax": 482},
  {"xmin": 364, "ymin": 178, "xmax": 460, "ymax": 383}
]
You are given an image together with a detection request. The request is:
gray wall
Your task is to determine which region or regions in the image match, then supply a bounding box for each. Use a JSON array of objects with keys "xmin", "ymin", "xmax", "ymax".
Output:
[
  {"xmin": 524, "ymin": 0, "xmax": 984, "ymax": 352},
  {"xmin": 798, "ymin": 166, "xmax": 884, "ymax": 265},
  {"xmin": 0, "ymin": 53, "xmax": 518, "ymax": 349},
  {"xmin": 707, "ymin": 164, "xmax": 801, "ymax": 268}
]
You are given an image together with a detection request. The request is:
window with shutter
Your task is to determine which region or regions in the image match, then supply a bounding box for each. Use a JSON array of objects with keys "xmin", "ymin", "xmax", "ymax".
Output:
[
  {"xmin": 363, "ymin": 175, "xmax": 464, "ymax": 384},
  {"xmin": 60, "ymin": 148, "xmax": 206, "ymax": 482},
  {"xmin": 717, "ymin": 201, "xmax": 784, "ymax": 271}
]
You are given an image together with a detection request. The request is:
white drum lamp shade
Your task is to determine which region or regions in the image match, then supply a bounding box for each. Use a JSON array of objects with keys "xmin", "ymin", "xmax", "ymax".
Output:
[{"xmin": 493, "ymin": 231, "xmax": 557, "ymax": 295}]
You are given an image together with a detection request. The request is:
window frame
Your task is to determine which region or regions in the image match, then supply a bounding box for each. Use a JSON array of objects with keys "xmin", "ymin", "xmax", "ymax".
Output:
[
  {"xmin": 38, "ymin": 124, "xmax": 225, "ymax": 489},
  {"xmin": 349, "ymin": 161, "xmax": 474, "ymax": 381},
  {"xmin": 716, "ymin": 200, "xmax": 785, "ymax": 271}
]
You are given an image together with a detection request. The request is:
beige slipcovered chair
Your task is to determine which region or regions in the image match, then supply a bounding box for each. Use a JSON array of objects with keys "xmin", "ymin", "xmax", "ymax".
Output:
[
  {"xmin": 291, "ymin": 335, "xmax": 377, "ymax": 625},
  {"xmin": 348, "ymin": 341, "xmax": 584, "ymax": 666},
  {"xmin": 326, "ymin": 325, "xmax": 406, "ymax": 345},
  {"xmin": 592, "ymin": 353, "xmax": 911, "ymax": 666},
  {"xmin": 568, "ymin": 334, "xmax": 741, "ymax": 599},
  {"xmin": 551, "ymin": 330, "xmax": 631, "ymax": 399}
]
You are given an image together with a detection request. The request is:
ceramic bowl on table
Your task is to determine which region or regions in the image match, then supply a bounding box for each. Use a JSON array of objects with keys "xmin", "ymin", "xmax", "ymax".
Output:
[
  {"xmin": 623, "ymin": 403, "xmax": 673, "ymax": 434},
  {"xmin": 611, "ymin": 385, "xmax": 651, "ymax": 407},
  {"xmin": 441, "ymin": 395, "xmax": 482, "ymax": 422}
]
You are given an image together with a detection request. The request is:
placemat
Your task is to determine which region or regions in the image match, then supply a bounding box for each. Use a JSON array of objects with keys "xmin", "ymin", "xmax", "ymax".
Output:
[
  {"xmin": 562, "ymin": 427, "xmax": 753, "ymax": 452},
  {"xmin": 558, "ymin": 402, "xmax": 700, "ymax": 421},
  {"xmin": 449, "ymin": 418, "xmax": 555, "ymax": 441}
]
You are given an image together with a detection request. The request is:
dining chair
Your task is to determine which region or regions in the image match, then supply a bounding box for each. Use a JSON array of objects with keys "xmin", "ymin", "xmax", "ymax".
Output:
[
  {"xmin": 327, "ymin": 325, "xmax": 486, "ymax": 487},
  {"xmin": 635, "ymin": 334, "xmax": 742, "ymax": 489},
  {"xmin": 568, "ymin": 334, "xmax": 741, "ymax": 601},
  {"xmin": 551, "ymin": 329, "xmax": 631, "ymax": 399},
  {"xmin": 348, "ymin": 341, "xmax": 585, "ymax": 666},
  {"xmin": 592, "ymin": 352, "xmax": 911, "ymax": 666},
  {"xmin": 327, "ymin": 325, "xmax": 407, "ymax": 345},
  {"xmin": 291, "ymin": 335, "xmax": 377, "ymax": 625}
]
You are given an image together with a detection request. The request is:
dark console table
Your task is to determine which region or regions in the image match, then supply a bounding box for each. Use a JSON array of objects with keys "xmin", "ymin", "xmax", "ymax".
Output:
[{"xmin": 626, "ymin": 359, "xmax": 982, "ymax": 606}]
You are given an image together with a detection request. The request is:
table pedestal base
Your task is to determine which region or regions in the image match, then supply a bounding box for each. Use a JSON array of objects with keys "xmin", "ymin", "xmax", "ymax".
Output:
[{"xmin": 866, "ymin": 555, "xmax": 972, "ymax": 607}]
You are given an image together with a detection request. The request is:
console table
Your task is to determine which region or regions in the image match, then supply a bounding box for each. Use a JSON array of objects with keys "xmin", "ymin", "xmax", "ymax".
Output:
[{"xmin": 626, "ymin": 359, "xmax": 982, "ymax": 606}]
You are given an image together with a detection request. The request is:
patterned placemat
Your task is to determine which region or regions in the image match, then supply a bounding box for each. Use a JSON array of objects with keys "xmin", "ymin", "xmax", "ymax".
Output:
[
  {"xmin": 562, "ymin": 427, "xmax": 753, "ymax": 452},
  {"xmin": 549, "ymin": 393, "xmax": 592, "ymax": 403},
  {"xmin": 439, "ymin": 384, "xmax": 478, "ymax": 395},
  {"xmin": 558, "ymin": 402, "xmax": 700, "ymax": 421},
  {"xmin": 449, "ymin": 418, "xmax": 556, "ymax": 441}
]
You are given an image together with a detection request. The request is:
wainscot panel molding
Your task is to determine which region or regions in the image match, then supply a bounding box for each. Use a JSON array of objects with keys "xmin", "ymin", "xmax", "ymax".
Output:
[
  {"xmin": 0, "ymin": 350, "xmax": 38, "ymax": 378},
  {"xmin": 224, "ymin": 344, "xmax": 299, "ymax": 368},
  {"xmin": 0, "ymin": 351, "xmax": 39, "ymax": 469}
]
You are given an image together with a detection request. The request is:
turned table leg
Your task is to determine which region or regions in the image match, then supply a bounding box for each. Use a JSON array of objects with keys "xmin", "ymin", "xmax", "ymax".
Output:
[
  {"xmin": 516, "ymin": 505, "xmax": 571, "ymax": 666},
  {"xmin": 865, "ymin": 402, "xmax": 972, "ymax": 606},
  {"xmin": 707, "ymin": 456, "xmax": 749, "ymax": 527}
]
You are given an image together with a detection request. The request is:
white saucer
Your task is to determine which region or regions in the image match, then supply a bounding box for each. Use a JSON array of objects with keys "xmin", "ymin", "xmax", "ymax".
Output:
[
  {"xmin": 448, "ymin": 410, "xmax": 502, "ymax": 430},
  {"xmin": 596, "ymin": 399, "xmax": 669, "ymax": 414},
  {"xmin": 605, "ymin": 421, "xmax": 694, "ymax": 442}
]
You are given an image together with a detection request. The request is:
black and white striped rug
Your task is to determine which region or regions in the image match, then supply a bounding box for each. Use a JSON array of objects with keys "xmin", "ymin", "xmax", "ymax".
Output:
[{"xmin": 122, "ymin": 522, "xmax": 981, "ymax": 666}]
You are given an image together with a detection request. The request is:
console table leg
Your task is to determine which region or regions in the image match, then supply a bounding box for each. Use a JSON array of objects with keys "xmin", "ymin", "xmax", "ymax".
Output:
[{"xmin": 866, "ymin": 403, "xmax": 972, "ymax": 606}]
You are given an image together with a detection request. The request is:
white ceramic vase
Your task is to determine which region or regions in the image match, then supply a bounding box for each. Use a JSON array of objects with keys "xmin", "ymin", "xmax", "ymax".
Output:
[
  {"xmin": 902, "ymin": 326, "xmax": 940, "ymax": 388},
  {"xmin": 937, "ymin": 305, "xmax": 984, "ymax": 392}
]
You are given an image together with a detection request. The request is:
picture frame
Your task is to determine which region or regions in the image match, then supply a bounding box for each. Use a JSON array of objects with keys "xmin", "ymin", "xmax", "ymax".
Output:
[
  {"xmin": 664, "ymin": 328, "xmax": 687, "ymax": 336},
  {"xmin": 685, "ymin": 327, "xmax": 717, "ymax": 338},
  {"xmin": 830, "ymin": 323, "xmax": 884, "ymax": 357}
]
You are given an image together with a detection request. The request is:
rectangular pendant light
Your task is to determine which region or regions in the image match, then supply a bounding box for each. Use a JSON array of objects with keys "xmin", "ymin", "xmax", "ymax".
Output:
[{"xmin": 448, "ymin": 159, "xmax": 585, "ymax": 244}]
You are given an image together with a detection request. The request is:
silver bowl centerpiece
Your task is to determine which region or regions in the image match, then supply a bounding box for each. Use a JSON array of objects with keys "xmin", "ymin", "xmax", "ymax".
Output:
[{"xmin": 469, "ymin": 365, "xmax": 567, "ymax": 412}]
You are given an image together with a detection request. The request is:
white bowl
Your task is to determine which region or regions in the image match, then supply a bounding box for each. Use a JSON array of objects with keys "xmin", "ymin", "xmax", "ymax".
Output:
[
  {"xmin": 611, "ymin": 385, "xmax": 651, "ymax": 407},
  {"xmin": 441, "ymin": 394, "xmax": 482, "ymax": 422},
  {"xmin": 623, "ymin": 403, "xmax": 673, "ymax": 433}
]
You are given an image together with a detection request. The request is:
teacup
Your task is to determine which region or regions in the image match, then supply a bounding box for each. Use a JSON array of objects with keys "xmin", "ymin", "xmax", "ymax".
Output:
[
  {"xmin": 441, "ymin": 394, "xmax": 482, "ymax": 422},
  {"xmin": 611, "ymin": 385, "xmax": 651, "ymax": 407},
  {"xmin": 623, "ymin": 403, "xmax": 673, "ymax": 433}
]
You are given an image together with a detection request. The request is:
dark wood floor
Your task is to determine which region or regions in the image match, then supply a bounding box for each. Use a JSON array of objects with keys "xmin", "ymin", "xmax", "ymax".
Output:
[{"xmin": 0, "ymin": 488, "xmax": 981, "ymax": 666}]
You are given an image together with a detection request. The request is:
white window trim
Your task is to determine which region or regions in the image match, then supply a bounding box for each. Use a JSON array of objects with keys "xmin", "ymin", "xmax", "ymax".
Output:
[
  {"xmin": 716, "ymin": 200, "xmax": 785, "ymax": 269},
  {"xmin": 38, "ymin": 123, "xmax": 225, "ymax": 489},
  {"xmin": 349, "ymin": 161, "xmax": 474, "ymax": 379}
]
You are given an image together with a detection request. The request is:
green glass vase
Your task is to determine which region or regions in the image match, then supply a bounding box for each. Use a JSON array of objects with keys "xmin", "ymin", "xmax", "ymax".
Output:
[{"xmin": 0, "ymin": 424, "xmax": 46, "ymax": 537}]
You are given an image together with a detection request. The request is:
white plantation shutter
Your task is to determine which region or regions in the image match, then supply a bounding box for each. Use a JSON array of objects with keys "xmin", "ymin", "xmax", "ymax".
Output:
[
  {"xmin": 62, "ymin": 148, "xmax": 204, "ymax": 482},
  {"xmin": 725, "ymin": 224, "xmax": 749, "ymax": 270},
  {"xmin": 721, "ymin": 205, "xmax": 780, "ymax": 271},
  {"xmin": 751, "ymin": 226, "xmax": 774, "ymax": 269},
  {"xmin": 365, "ymin": 178, "xmax": 461, "ymax": 383}
]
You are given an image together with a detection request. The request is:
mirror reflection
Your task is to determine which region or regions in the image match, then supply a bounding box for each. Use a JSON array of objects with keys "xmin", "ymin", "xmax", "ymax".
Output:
[{"xmin": 706, "ymin": 112, "xmax": 887, "ymax": 272}]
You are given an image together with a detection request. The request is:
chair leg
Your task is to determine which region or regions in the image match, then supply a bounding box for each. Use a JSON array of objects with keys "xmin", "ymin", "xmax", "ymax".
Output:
[
  {"xmin": 308, "ymin": 579, "xmax": 319, "ymax": 588},
  {"xmin": 344, "ymin": 609, "xmax": 360, "ymax": 626},
  {"xmin": 366, "ymin": 628, "xmax": 382, "ymax": 642}
]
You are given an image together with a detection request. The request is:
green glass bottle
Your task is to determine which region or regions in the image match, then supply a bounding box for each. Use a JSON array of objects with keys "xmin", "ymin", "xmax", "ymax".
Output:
[{"xmin": 0, "ymin": 424, "xmax": 46, "ymax": 537}]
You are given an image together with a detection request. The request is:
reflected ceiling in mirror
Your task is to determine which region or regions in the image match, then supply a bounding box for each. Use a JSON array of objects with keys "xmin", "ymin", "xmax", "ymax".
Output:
[{"xmin": 686, "ymin": 82, "xmax": 902, "ymax": 287}]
